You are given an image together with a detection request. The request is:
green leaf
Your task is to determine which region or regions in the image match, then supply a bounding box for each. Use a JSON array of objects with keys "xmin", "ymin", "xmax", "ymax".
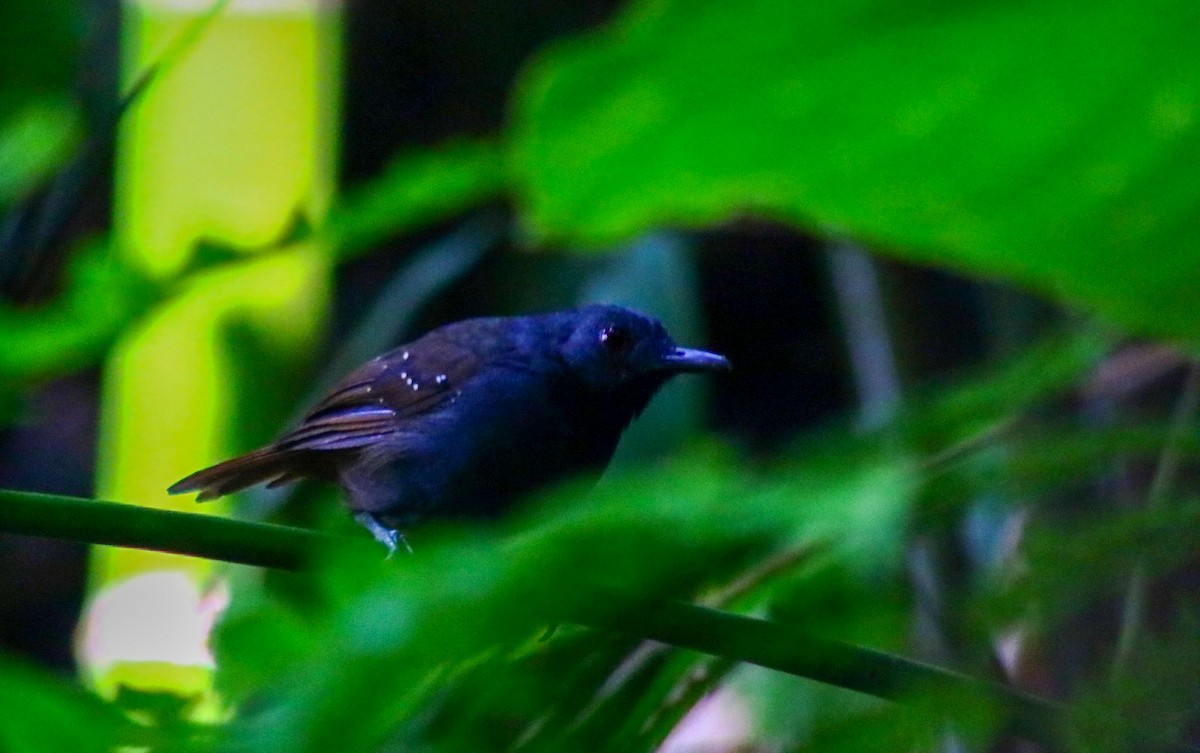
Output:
[
  {"xmin": 0, "ymin": 138, "xmax": 501, "ymax": 397},
  {"xmin": 0, "ymin": 99, "xmax": 79, "ymax": 205},
  {"xmin": 0, "ymin": 239, "xmax": 160, "ymax": 380},
  {"xmin": 989, "ymin": 501, "xmax": 1200, "ymax": 625},
  {"xmin": 0, "ymin": 0, "xmax": 80, "ymax": 204},
  {"xmin": 1069, "ymin": 612, "xmax": 1200, "ymax": 753},
  {"xmin": 0, "ymin": 2, "xmax": 77, "ymax": 99},
  {"xmin": 0, "ymin": 654, "xmax": 134, "ymax": 753},
  {"xmin": 509, "ymin": 0, "xmax": 1200, "ymax": 342},
  {"xmin": 215, "ymin": 449, "xmax": 916, "ymax": 753},
  {"xmin": 330, "ymin": 140, "xmax": 506, "ymax": 261}
]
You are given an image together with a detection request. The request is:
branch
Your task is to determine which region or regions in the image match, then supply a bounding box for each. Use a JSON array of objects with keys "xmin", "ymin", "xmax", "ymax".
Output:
[
  {"xmin": 0, "ymin": 488, "xmax": 341, "ymax": 570},
  {"xmin": 612, "ymin": 603, "xmax": 1061, "ymax": 744},
  {"xmin": 0, "ymin": 487, "xmax": 1066, "ymax": 747}
]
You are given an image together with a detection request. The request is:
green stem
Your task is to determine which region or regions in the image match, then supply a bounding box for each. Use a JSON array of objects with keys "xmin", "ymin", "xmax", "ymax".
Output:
[
  {"xmin": 0, "ymin": 487, "xmax": 1063, "ymax": 746},
  {"xmin": 610, "ymin": 602, "xmax": 1062, "ymax": 744},
  {"xmin": 0, "ymin": 489, "xmax": 337, "ymax": 570},
  {"xmin": 1112, "ymin": 362, "xmax": 1200, "ymax": 676}
]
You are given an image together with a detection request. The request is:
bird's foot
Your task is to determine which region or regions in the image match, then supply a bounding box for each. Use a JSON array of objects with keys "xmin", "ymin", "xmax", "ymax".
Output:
[{"xmin": 354, "ymin": 512, "xmax": 412, "ymax": 557}]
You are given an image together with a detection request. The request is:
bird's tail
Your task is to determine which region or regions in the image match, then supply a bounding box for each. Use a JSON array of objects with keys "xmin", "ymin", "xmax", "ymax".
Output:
[{"xmin": 168, "ymin": 447, "xmax": 298, "ymax": 501}]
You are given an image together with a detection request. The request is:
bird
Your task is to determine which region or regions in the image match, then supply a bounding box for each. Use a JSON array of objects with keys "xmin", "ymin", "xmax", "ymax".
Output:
[{"xmin": 169, "ymin": 304, "xmax": 731, "ymax": 552}]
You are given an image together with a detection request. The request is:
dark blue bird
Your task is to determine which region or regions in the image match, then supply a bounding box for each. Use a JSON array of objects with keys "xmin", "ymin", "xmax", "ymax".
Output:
[{"xmin": 169, "ymin": 305, "xmax": 731, "ymax": 552}]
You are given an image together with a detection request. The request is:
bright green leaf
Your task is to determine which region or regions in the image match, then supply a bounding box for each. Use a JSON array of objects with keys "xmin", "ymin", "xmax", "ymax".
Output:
[
  {"xmin": 0, "ymin": 654, "xmax": 133, "ymax": 753},
  {"xmin": 510, "ymin": 0, "xmax": 1200, "ymax": 342}
]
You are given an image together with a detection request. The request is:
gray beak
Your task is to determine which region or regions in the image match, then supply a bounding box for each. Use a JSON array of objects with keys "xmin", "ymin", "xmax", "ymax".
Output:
[{"xmin": 659, "ymin": 347, "xmax": 732, "ymax": 374}]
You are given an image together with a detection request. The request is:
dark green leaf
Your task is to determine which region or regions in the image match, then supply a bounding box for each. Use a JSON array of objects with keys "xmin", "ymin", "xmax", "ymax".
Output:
[
  {"xmin": 331, "ymin": 141, "xmax": 506, "ymax": 261},
  {"xmin": 0, "ymin": 239, "xmax": 160, "ymax": 380}
]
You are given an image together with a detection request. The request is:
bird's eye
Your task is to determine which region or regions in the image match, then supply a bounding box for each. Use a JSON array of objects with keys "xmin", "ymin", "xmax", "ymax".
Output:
[{"xmin": 599, "ymin": 325, "xmax": 634, "ymax": 355}]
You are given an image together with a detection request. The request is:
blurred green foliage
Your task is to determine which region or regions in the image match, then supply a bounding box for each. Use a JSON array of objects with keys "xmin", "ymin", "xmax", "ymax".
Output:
[
  {"xmin": 509, "ymin": 0, "xmax": 1200, "ymax": 344},
  {"xmin": 12, "ymin": 327, "xmax": 1187, "ymax": 751},
  {"xmin": 0, "ymin": 655, "xmax": 133, "ymax": 753},
  {"xmin": 0, "ymin": 1, "xmax": 80, "ymax": 205},
  {"xmin": 0, "ymin": 239, "xmax": 158, "ymax": 380},
  {"xmin": 2, "ymin": 0, "xmax": 1200, "ymax": 751},
  {"xmin": 0, "ymin": 142, "xmax": 502, "ymax": 412},
  {"xmin": 329, "ymin": 141, "xmax": 505, "ymax": 261}
]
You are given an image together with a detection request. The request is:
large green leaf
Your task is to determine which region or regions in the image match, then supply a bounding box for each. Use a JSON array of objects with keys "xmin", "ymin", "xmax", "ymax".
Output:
[
  {"xmin": 509, "ymin": 0, "xmax": 1200, "ymax": 342},
  {"xmin": 0, "ymin": 655, "xmax": 133, "ymax": 753}
]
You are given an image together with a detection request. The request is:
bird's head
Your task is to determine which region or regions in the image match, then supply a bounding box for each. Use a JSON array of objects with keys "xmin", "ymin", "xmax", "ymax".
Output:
[{"xmin": 558, "ymin": 305, "xmax": 731, "ymax": 395}]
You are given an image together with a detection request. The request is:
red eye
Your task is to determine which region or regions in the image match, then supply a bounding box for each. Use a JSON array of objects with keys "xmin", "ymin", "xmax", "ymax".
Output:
[{"xmin": 599, "ymin": 325, "xmax": 634, "ymax": 355}]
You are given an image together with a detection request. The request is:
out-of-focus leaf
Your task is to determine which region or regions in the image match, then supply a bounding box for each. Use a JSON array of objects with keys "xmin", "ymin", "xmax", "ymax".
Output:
[
  {"xmin": 901, "ymin": 329, "xmax": 1110, "ymax": 455},
  {"xmin": 945, "ymin": 425, "xmax": 1200, "ymax": 501},
  {"xmin": 0, "ymin": 100, "xmax": 79, "ymax": 205},
  {"xmin": 0, "ymin": 654, "xmax": 134, "ymax": 753},
  {"xmin": 430, "ymin": 551, "xmax": 808, "ymax": 753},
  {"xmin": 0, "ymin": 140, "xmax": 500, "ymax": 390},
  {"xmin": 801, "ymin": 685, "xmax": 1004, "ymax": 753},
  {"xmin": 771, "ymin": 562, "xmax": 909, "ymax": 650},
  {"xmin": 988, "ymin": 501, "xmax": 1200, "ymax": 625},
  {"xmin": 0, "ymin": 3, "xmax": 77, "ymax": 100},
  {"xmin": 215, "ymin": 594, "xmax": 320, "ymax": 703},
  {"xmin": 1, "ymin": 0, "xmax": 232, "ymax": 282},
  {"xmin": 739, "ymin": 668, "xmax": 883, "ymax": 751},
  {"xmin": 417, "ymin": 629, "xmax": 646, "ymax": 752},
  {"xmin": 0, "ymin": 238, "xmax": 160, "ymax": 379},
  {"xmin": 330, "ymin": 140, "xmax": 506, "ymax": 261},
  {"xmin": 1069, "ymin": 613, "xmax": 1200, "ymax": 753},
  {"xmin": 216, "ymin": 446, "xmax": 915, "ymax": 753},
  {"xmin": 593, "ymin": 650, "xmax": 734, "ymax": 753},
  {"xmin": 0, "ymin": 0, "xmax": 80, "ymax": 206},
  {"xmin": 510, "ymin": 0, "xmax": 1200, "ymax": 343}
]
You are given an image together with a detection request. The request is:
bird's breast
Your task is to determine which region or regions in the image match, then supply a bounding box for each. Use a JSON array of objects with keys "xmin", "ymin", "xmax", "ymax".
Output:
[{"xmin": 431, "ymin": 371, "xmax": 629, "ymax": 514}]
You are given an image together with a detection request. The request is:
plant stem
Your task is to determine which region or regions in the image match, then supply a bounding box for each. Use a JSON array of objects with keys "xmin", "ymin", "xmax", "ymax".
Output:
[
  {"xmin": 607, "ymin": 602, "xmax": 1062, "ymax": 744},
  {"xmin": 0, "ymin": 489, "xmax": 337, "ymax": 570},
  {"xmin": 0, "ymin": 487, "xmax": 1070, "ymax": 748}
]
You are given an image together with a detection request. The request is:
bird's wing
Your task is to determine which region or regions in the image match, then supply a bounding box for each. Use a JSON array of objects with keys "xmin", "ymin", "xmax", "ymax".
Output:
[{"xmin": 275, "ymin": 337, "xmax": 484, "ymax": 453}]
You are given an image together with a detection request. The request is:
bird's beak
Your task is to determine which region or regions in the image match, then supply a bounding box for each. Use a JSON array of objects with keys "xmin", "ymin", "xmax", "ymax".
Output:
[{"xmin": 658, "ymin": 347, "xmax": 732, "ymax": 374}]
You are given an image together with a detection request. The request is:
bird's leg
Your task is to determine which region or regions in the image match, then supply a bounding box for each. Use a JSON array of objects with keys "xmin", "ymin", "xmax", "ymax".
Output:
[{"xmin": 354, "ymin": 512, "xmax": 411, "ymax": 557}]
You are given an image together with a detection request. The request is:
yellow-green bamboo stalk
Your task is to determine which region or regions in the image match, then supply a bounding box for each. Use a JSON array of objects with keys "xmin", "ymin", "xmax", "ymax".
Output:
[{"xmin": 77, "ymin": 0, "xmax": 339, "ymax": 720}]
